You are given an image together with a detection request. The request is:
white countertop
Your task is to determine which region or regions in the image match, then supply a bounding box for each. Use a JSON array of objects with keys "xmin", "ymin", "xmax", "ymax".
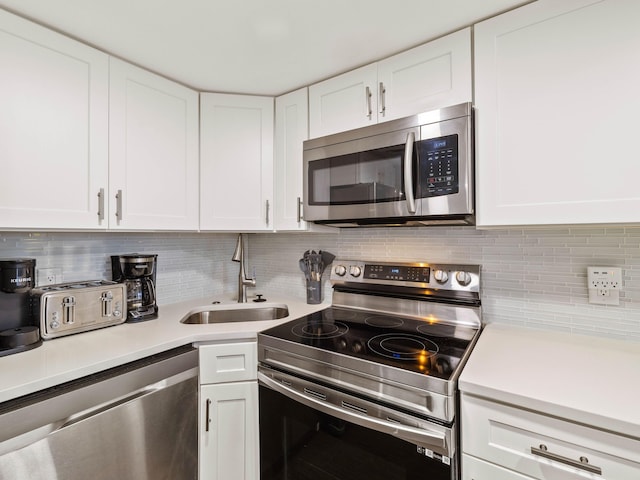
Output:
[
  {"xmin": 0, "ymin": 294, "xmax": 327, "ymax": 404},
  {"xmin": 459, "ymin": 323, "xmax": 640, "ymax": 438}
]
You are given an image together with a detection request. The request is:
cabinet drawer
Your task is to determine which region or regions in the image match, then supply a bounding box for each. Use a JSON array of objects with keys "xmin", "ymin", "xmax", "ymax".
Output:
[
  {"xmin": 463, "ymin": 454, "xmax": 533, "ymax": 480},
  {"xmin": 199, "ymin": 342, "xmax": 257, "ymax": 384},
  {"xmin": 461, "ymin": 394, "xmax": 640, "ymax": 480}
]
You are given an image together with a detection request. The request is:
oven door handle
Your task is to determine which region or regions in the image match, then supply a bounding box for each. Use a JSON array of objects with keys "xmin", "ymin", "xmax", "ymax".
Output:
[{"xmin": 258, "ymin": 372, "xmax": 448, "ymax": 452}]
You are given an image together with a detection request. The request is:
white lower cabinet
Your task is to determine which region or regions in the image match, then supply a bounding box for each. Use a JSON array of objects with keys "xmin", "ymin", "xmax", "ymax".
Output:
[
  {"xmin": 463, "ymin": 454, "xmax": 533, "ymax": 480},
  {"xmin": 461, "ymin": 393, "xmax": 640, "ymax": 480},
  {"xmin": 198, "ymin": 342, "xmax": 259, "ymax": 480}
]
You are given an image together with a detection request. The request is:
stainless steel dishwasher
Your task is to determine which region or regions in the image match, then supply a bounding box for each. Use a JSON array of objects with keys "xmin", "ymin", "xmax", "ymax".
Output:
[{"xmin": 0, "ymin": 345, "xmax": 198, "ymax": 480}]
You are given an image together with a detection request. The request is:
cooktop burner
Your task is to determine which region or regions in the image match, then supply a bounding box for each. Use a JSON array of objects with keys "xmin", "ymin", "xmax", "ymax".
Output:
[
  {"xmin": 262, "ymin": 307, "xmax": 476, "ymax": 381},
  {"xmin": 291, "ymin": 319, "xmax": 349, "ymax": 339}
]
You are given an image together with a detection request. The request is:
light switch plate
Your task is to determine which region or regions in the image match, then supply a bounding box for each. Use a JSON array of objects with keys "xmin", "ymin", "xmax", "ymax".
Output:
[{"xmin": 587, "ymin": 266, "xmax": 622, "ymax": 305}]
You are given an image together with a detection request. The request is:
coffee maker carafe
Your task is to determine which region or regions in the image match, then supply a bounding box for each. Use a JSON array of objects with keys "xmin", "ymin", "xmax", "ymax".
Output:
[
  {"xmin": 111, "ymin": 254, "xmax": 158, "ymax": 322},
  {"xmin": 0, "ymin": 258, "xmax": 42, "ymax": 356}
]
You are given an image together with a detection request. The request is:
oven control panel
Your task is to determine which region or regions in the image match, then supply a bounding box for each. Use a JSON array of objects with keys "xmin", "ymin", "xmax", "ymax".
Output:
[{"xmin": 331, "ymin": 259, "xmax": 480, "ymax": 292}]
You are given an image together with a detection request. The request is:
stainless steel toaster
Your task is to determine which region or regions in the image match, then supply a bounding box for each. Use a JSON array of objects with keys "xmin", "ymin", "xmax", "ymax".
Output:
[{"xmin": 31, "ymin": 280, "xmax": 127, "ymax": 339}]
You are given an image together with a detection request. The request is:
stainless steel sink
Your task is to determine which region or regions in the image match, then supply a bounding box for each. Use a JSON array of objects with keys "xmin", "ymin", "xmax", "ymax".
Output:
[{"xmin": 180, "ymin": 304, "xmax": 289, "ymax": 324}]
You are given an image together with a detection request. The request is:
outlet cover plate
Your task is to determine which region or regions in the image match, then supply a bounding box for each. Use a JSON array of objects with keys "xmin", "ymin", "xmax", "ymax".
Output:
[
  {"xmin": 587, "ymin": 266, "xmax": 622, "ymax": 305},
  {"xmin": 37, "ymin": 268, "xmax": 61, "ymax": 286}
]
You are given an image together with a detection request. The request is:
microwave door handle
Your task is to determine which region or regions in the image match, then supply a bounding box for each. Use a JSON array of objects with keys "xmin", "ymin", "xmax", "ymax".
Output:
[{"xmin": 404, "ymin": 132, "xmax": 416, "ymax": 214}]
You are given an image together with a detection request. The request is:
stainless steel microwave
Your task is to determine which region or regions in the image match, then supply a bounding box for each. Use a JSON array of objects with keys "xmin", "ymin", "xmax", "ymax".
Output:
[{"xmin": 303, "ymin": 102, "xmax": 474, "ymax": 227}]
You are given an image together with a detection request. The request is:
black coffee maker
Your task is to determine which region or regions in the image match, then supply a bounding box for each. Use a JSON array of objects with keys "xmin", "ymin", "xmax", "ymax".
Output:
[
  {"xmin": 0, "ymin": 258, "xmax": 42, "ymax": 356},
  {"xmin": 111, "ymin": 254, "xmax": 158, "ymax": 322}
]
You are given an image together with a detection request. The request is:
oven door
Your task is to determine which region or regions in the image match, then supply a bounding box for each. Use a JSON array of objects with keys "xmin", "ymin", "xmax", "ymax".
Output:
[
  {"xmin": 258, "ymin": 368, "xmax": 456, "ymax": 480},
  {"xmin": 303, "ymin": 126, "xmax": 421, "ymax": 223}
]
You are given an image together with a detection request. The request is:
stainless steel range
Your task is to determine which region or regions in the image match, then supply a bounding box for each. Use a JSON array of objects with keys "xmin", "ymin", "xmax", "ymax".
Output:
[{"xmin": 258, "ymin": 259, "xmax": 482, "ymax": 480}]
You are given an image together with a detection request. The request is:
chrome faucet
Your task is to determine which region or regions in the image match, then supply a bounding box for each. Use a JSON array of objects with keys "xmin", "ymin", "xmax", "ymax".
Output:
[{"xmin": 231, "ymin": 233, "xmax": 256, "ymax": 303}]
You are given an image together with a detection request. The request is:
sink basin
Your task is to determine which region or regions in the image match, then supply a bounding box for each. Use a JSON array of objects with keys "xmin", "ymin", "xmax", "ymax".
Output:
[{"xmin": 180, "ymin": 304, "xmax": 289, "ymax": 324}]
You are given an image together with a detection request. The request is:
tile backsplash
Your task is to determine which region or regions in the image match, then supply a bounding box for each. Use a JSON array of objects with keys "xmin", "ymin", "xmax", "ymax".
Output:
[{"xmin": 1, "ymin": 226, "xmax": 639, "ymax": 341}]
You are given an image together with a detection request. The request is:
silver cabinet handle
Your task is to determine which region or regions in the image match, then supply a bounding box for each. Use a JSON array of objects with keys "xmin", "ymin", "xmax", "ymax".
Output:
[
  {"xmin": 379, "ymin": 82, "xmax": 386, "ymax": 116},
  {"xmin": 531, "ymin": 444, "xmax": 602, "ymax": 475},
  {"xmin": 403, "ymin": 132, "xmax": 416, "ymax": 214},
  {"xmin": 115, "ymin": 189, "xmax": 123, "ymax": 223},
  {"xmin": 365, "ymin": 86, "xmax": 372, "ymax": 119},
  {"xmin": 205, "ymin": 398, "xmax": 212, "ymax": 432},
  {"xmin": 297, "ymin": 196, "xmax": 302, "ymax": 223},
  {"xmin": 258, "ymin": 372, "xmax": 447, "ymax": 451},
  {"xmin": 97, "ymin": 188, "xmax": 105, "ymax": 222},
  {"xmin": 265, "ymin": 199, "xmax": 270, "ymax": 226}
]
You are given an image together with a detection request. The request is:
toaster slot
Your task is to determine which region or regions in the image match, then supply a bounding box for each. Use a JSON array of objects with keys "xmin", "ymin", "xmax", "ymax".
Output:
[
  {"xmin": 62, "ymin": 296, "xmax": 76, "ymax": 324},
  {"xmin": 102, "ymin": 291, "xmax": 113, "ymax": 317}
]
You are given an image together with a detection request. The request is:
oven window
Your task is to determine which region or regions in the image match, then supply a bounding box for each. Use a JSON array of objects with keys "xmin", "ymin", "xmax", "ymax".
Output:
[
  {"xmin": 307, "ymin": 142, "xmax": 416, "ymax": 206},
  {"xmin": 259, "ymin": 385, "xmax": 452, "ymax": 480}
]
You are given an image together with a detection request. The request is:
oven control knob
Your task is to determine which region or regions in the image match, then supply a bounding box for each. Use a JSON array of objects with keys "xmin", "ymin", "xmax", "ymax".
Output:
[
  {"xmin": 433, "ymin": 270, "xmax": 449, "ymax": 284},
  {"xmin": 349, "ymin": 265, "xmax": 362, "ymax": 278},
  {"xmin": 334, "ymin": 265, "xmax": 347, "ymax": 276},
  {"xmin": 455, "ymin": 271, "xmax": 472, "ymax": 287}
]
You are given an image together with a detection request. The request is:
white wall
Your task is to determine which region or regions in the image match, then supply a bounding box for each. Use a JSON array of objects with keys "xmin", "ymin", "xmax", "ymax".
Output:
[{"xmin": 1, "ymin": 226, "xmax": 639, "ymax": 341}]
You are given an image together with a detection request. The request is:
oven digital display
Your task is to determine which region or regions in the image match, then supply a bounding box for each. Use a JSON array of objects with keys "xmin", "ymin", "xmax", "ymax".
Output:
[{"xmin": 364, "ymin": 264, "xmax": 430, "ymax": 283}]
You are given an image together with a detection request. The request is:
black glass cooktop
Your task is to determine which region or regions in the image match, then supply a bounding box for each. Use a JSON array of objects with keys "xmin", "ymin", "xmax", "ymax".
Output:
[{"xmin": 261, "ymin": 307, "xmax": 478, "ymax": 381}]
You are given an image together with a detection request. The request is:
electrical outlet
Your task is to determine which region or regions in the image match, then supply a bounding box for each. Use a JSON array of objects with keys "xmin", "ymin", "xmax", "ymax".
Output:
[
  {"xmin": 587, "ymin": 267, "xmax": 622, "ymax": 305},
  {"xmin": 37, "ymin": 268, "xmax": 61, "ymax": 286}
]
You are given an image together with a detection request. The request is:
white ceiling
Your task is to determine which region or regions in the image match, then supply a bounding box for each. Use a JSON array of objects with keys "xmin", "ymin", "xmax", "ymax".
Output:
[{"xmin": 0, "ymin": 0, "xmax": 530, "ymax": 96}]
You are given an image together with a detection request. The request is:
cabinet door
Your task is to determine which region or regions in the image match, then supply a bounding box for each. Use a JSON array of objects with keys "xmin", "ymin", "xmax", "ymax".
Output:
[
  {"xmin": 109, "ymin": 58, "xmax": 199, "ymax": 230},
  {"xmin": 463, "ymin": 454, "xmax": 534, "ymax": 480},
  {"xmin": 461, "ymin": 394, "xmax": 640, "ymax": 479},
  {"xmin": 378, "ymin": 28, "xmax": 472, "ymax": 122},
  {"xmin": 199, "ymin": 342, "xmax": 257, "ymax": 384},
  {"xmin": 308, "ymin": 64, "xmax": 378, "ymax": 138},
  {"xmin": 475, "ymin": 0, "xmax": 640, "ymax": 226},
  {"xmin": 199, "ymin": 382, "xmax": 259, "ymax": 480},
  {"xmin": 274, "ymin": 88, "xmax": 309, "ymax": 231},
  {"xmin": 0, "ymin": 9, "xmax": 108, "ymax": 229},
  {"xmin": 200, "ymin": 93, "xmax": 274, "ymax": 231}
]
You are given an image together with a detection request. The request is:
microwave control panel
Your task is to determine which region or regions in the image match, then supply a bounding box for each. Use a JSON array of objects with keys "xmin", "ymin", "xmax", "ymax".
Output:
[{"xmin": 418, "ymin": 134, "xmax": 459, "ymax": 198}]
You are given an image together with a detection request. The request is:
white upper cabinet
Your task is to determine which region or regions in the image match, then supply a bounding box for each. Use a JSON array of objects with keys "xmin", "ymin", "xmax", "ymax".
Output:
[
  {"xmin": 308, "ymin": 28, "xmax": 471, "ymax": 138},
  {"xmin": 377, "ymin": 27, "xmax": 471, "ymax": 121},
  {"xmin": 274, "ymin": 88, "xmax": 309, "ymax": 231},
  {"xmin": 0, "ymin": 9, "xmax": 109, "ymax": 229},
  {"xmin": 109, "ymin": 58, "xmax": 199, "ymax": 230},
  {"xmin": 475, "ymin": 0, "xmax": 640, "ymax": 227},
  {"xmin": 309, "ymin": 64, "xmax": 378, "ymax": 138},
  {"xmin": 200, "ymin": 93, "xmax": 274, "ymax": 231}
]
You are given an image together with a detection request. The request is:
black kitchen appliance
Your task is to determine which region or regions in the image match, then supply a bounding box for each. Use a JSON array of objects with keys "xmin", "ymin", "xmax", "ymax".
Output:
[
  {"xmin": 258, "ymin": 259, "xmax": 482, "ymax": 480},
  {"xmin": 0, "ymin": 258, "xmax": 42, "ymax": 356},
  {"xmin": 111, "ymin": 254, "xmax": 158, "ymax": 322}
]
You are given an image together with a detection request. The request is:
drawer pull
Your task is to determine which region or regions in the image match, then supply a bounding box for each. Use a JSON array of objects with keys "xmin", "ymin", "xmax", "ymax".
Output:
[{"xmin": 531, "ymin": 444, "xmax": 602, "ymax": 475}]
